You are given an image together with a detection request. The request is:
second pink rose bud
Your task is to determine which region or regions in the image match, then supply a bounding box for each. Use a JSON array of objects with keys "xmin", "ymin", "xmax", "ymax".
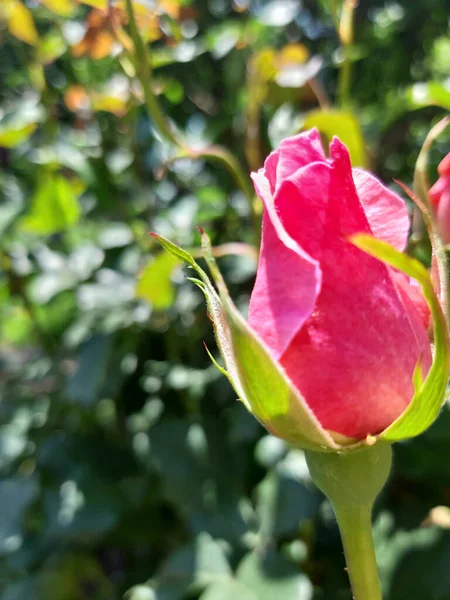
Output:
[{"xmin": 429, "ymin": 153, "xmax": 450, "ymax": 244}]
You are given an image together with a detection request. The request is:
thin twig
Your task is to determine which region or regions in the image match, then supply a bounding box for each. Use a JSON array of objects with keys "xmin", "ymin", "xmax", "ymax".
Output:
[
  {"xmin": 122, "ymin": 0, "xmax": 260, "ymax": 240},
  {"xmin": 338, "ymin": 0, "xmax": 358, "ymax": 109}
]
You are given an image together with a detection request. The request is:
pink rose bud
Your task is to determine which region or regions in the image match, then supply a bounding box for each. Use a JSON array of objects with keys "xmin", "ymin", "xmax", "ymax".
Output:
[
  {"xmin": 152, "ymin": 128, "xmax": 449, "ymax": 452},
  {"xmin": 429, "ymin": 153, "xmax": 450, "ymax": 244},
  {"xmin": 248, "ymin": 129, "xmax": 433, "ymax": 439}
]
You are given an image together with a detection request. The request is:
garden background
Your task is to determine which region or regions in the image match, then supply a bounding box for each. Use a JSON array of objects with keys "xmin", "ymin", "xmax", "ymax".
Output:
[{"xmin": 1, "ymin": 0, "xmax": 450, "ymax": 598}]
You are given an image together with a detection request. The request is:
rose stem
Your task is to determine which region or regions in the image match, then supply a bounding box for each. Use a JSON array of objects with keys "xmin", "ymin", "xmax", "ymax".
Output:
[{"xmin": 305, "ymin": 443, "xmax": 392, "ymax": 600}]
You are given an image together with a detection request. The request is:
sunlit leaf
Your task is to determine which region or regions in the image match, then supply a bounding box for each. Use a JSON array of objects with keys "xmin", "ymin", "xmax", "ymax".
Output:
[
  {"xmin": 236, "ymin": 549, "xmax": 313, "ymax": 599},
  {"xmin": 303, "ymin": 110, "xmax": 367, "ymax": 167},
  {"xmin": 200, "ymin": 580, "xmax": 257, "ymax": 600},
  {"xmin": 38, "ymin": 30, "xmax": 67, "ymax": 63},
  {"xmin": 136, "ymin": 253, "xmax": 180, "ymax": 310},
  {"xmin": 77, "ymin": 0, "xmax": 107, "ymax": 8},
  {"xmin": 0, "ymin": 122, "xmax": 37, "ymax": 148},
  {"xmin": 6, "ymin": 0, "xmax": 40, "ymax": 46},
  {"xmin": 92, "ymin": 95, "xmax": 128, "ymax": 116},
  {"xmin": 20, "ymin": 175, "xmax": 81, "ymax": 235},
  {"xmin": 41, "ymin": 0, "xmax": 76, "ymax": 16},
  {"xmin": 406, "ymin": 82, "xmax": 450, "ymax": 111},
  {"xmin": 249, "ymin": 48, "xmax": 277, "ymax": 85},
  {"xmin": 277, "ymin": 43, "xmax": 309, "ymax": 65}
]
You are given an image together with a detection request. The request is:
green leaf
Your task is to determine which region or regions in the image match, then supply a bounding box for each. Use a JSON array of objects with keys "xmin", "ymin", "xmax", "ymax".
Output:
[
  {"xmin": 0, "ymin": 477, "xmax": 38, "ymax": 555},
  {"xmin": 256, "ymin": 469, "xmax": 321, "ymax": 540},
  {"xmin": 0, "ymin": 122, "xmax": 37, "ymax": 148},
  {"xmin": 373, "ymin": 512, "xmax": 444, "ymax": 598},
  {"xmin": 351, "ymin": 234, "xmax": 450, "ymax": 441},
  {"xmin": 136, "ymin": 253, "xmax": 180, "ymax": 310},
  {"xmin": 200, "ymin": 580, "xmax": 257, "ymax": 600},
  {"xmin": 145, "ymin": 533, "xmax": 232, "ymax": 597},
  {"xmin": 65, "ymin": 335, "xmax": 113, "ymax": 406},
  {"xmin": 37, "ymin": 30, "xmax": 67, "ymax": 64},
  {"xmin": 405, "ymin": 81, "xmax": 450, "ymax": 111},
  {"xmin": 20, "ymin": 174, "xmax": 81, "ymax": 235},
  {"xmin": 303, "ymin": 110, "xmax": 367, "ymax": 167},
  {"xmin": 150, "ymin": 233, "xmax": 197, "ymax": 269},
  {"xmin": 236, "ymin": 549, "xmax": 313, "ymax": 599}
]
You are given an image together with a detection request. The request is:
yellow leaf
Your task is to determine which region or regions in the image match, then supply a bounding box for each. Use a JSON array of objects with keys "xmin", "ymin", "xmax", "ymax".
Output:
[
  {"xmin": 250, "ymin": 48, "xmax": 277, "ymax": 83},
  {"xmin": 303, "ymin": 110, "xmax": 367, "ymax": 168},
  {"xmin": 77, "ymin": 0, "xmax": 107, "ymax": 8},
  {"xmin": 7, "ymin": 1, "xmax": 40, "ymax": 46},
  {"xmin": 277, "ymin": 43, "xmax": 309, "ymax": 66},
  {"xmin": 92, "ymin": 95, "xmax": 128, "ymax": 116},
  {"xmin": 41, "ymin": 0, "xmax": 76, "ymax": 16},
  {"xmin": 0, "ymin": 122, "xmax": 37, "ymax": 148}
]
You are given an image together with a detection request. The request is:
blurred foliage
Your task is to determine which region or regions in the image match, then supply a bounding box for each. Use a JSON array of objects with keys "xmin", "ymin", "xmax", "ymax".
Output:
[{"xmin": 0, "ymin": 0, "xmax": 450, "ymax": 599}]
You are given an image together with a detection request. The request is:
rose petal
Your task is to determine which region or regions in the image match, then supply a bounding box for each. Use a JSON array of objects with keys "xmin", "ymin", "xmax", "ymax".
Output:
[
  {"xmin": 273, "ymin": 138, "xmax": 431, "ymax": 438},
  {"xmin": 248, "ymin": 169, "xmax": 321, "ymax": 360},
  {"xmin": 429, "ymin": 176, "xmax": 448, "ymax": 207},
  {"xmin": 264, "ymin": 128, "xmax": 326, "ymax": 195},
  {"xmin": 435, "ymin": 188, "xmax": 450, "ymax": 244},
  {"xmin": 438, "ymin": 153, "xmax": 450, "ymax": 177},
  {"xmin": 390, "ymin": 270, "xmax": 432, "ymax": 366},
  {"xmin": 352, "ymin": 168, "xmax": 410, "ymax": 251}
]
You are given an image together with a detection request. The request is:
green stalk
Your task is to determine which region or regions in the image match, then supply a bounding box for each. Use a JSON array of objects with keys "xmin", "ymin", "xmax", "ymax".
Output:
[
  {"xmin": 305, "ymin": 443, "xmax": 392, "ymax": 600},
  {"xmin": 334, "ymin": 504, "xmax": 383, "ymax": 600},
  {"xmin": 124, "ymin": 0, "xmax": 179, "ymax": 146},
  {"xmin": 338, "ymin": 0, "xmax": 357, "ymax": 109},
  {"xmin": 327, "ymin": 0, "xmax": 340, "ymax": 32},
  {"xmin": 123, "ymin": 0, "xmax": 260, "ymax": 239}
]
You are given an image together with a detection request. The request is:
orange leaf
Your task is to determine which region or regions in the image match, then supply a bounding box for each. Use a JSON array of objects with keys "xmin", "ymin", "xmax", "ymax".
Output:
[
  {"xmin": 64, "ymin": 85, "xmax": 90, "ymax": 112},
  {"xmin": 71, "ymin": 9, "xmax": 115, "ymax": 59}
]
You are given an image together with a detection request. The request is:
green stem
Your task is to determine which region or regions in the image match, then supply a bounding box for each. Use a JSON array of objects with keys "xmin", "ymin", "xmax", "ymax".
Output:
[
  {"xmin": 305, "ymin": 443, "xmax": 392, "ymax": 600},
  {"xmin": 124, "ymin": 0, "xmax": 179, "ymax": 146},
  {"xmin": 338, "ymin": 50, "xmax": 352, "ymax": 109},
  {"xmin": 327, "ymin": 0, "xmax": 340, "ymax": 32},
  {"xmin": 123, "ymin": 0, "xmax": 260, "ymax": 239},
  {"xmin": 334, "ymin": 504, "xmax": 383, "ymax": 600},
  {"xmin": 191, "ymin": 145, "xmax": 260, "ymax": 239},
  {"xmin": 337, "ymin": 0, "xmax": 357, "ymax": 109}
]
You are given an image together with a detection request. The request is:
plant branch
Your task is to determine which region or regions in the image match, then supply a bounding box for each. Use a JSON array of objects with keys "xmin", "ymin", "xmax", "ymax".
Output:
[
  {"xmin": 334, "ymin": 504, "xmax": 383, "ymax": 600},
  {"xmin": 306, "ymin": 443, "xmax": 392, "ymax": 600},
  {"xmin": 122, "ymin": 0, "xmax": 260, "ymax": 239},
  {"xmin": 338, "ymin": 0, "xmax": 358, "ymax": 108}
]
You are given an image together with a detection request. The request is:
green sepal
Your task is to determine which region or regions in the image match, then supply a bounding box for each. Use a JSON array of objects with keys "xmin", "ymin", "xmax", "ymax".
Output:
[
  {"xmin": 351, "ymin": 234, "xmax": 450, "ymax": 441},
  {"xmin": 151, "ymin": 233, "xmax": 249, "ymax": 408},
  {"xmin": 151, "ymin": 231, "xmax": 342, "ymax": 451}
]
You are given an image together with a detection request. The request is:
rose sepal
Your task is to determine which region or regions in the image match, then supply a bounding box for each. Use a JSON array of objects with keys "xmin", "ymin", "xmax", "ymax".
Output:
[{"xmin": 350, "ymin": 234, "xmax": 450, "ymax": 442}]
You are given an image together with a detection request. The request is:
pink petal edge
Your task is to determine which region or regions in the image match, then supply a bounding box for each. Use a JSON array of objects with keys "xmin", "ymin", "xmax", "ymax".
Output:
[
  {"xmin": 352, "ymin": 168, "xmax": 410, "ymax": 251},
  {"xmin": 248, "ymin": 169, "xmax": 322, "ymax": 360}
]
